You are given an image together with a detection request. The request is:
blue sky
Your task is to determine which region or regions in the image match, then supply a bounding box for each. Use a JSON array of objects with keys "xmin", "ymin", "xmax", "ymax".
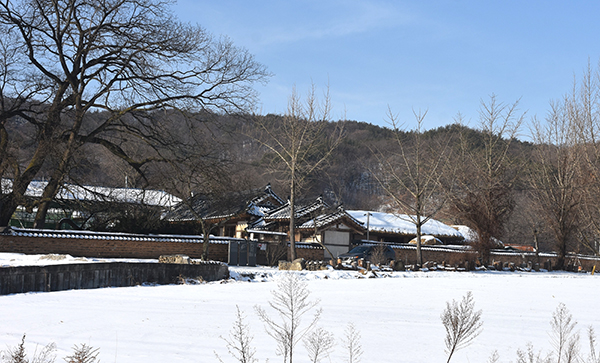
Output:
[{"xmin": 172, "ymin": 1, "xmax": 600, "ymax": 133}]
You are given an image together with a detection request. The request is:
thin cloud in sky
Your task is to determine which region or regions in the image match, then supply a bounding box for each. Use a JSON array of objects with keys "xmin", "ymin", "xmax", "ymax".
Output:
[
  {"xmin": 173, "ymin": 0, "xmax": 600, "ymax": 133},
  {"xmin": 255, "ymin": 1, "xmax": 413, "ymax": 46}
]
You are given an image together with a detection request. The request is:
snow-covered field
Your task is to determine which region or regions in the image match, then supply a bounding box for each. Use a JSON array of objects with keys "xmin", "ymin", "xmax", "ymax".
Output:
[{"xmin": 0, "ymin": 253, "xmax": 599, "ymax": 362}]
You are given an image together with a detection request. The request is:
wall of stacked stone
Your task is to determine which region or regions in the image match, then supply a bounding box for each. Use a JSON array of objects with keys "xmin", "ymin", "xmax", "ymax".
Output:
[
  {"xmin": 392, "ymin": 245, "xmax": 600, "ymax": 271},
  {"xmin": 288, "ymin": 245, "xmax": 324, "ymax": 261},
  {"xmin": 3, "ymin": 232, "xmax": 598, "ymax": 270},
  {"xmin": 392, "ymin": 246, "xmax": 478, "ymax": 268},
  {"xmin": 0, "ymin": 261, "xmax": 229, "ymax": 295},
  {"xmin": 489, "ymin": 252, "xmax": 600, "ymax": 271},
  {"xmin": 488, "ymin": 252, "xmax": 553, "ymax": 269}
]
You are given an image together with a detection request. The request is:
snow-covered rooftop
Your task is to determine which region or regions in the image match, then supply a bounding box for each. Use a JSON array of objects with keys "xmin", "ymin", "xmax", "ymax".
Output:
[
  {"xmin": 264, "ymin": 197, "xmax": 327, "ymax": 221},
  {"xmin": 297, "ymin": 209, "xmax": 364, "ymax": 231},
  {"xmin": 347, "ymin": 210, "xmax": 463, "ymax": 238},
  {"xmin": 2, "ymin": 179, "xmax": 181, "ymax": 208},
  {"xmin": 453, "ymin": 225, "xmax": 478, "ymax": 243}
]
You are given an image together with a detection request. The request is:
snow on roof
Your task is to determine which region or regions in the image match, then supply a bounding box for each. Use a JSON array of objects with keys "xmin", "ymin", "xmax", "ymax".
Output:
[
  {"xmin": 5, "ymin": 227, "xmax": 243, "ymax": 244},
  {"xmin": 408, "ymin": 235, "xmax": 443, "ymax": 245},
  {"xmin": 453, "ymin": 225, "xmax": 478, "ymax": 243},
  {"xmin": 347, "ymin": 210, "xmax": 463, "ymax": 238},
  {"xmin": 246, "ymin": 229, "xmax": 288, "ymax": 236},
  {"xmin": 297, "ymin": 209, "xmax": 364, "ymax": 231},
  {"xmin": 264, "ymin": 197, "xmax": 327, "ymax": 221},
  {"xmin": 452, "ymin": 225, "xmax": 504, "ymax": 247},
  {"xmin": 2, "ymin": 179, "xmax": 181, "ymax": 207}
]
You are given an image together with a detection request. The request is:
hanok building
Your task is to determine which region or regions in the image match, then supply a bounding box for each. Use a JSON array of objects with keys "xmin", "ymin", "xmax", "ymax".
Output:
[
  {"xmin": 249, "ymin": 197, "xmax": 366, "ymax": 258},
  {"xmin": 166, "ymin": 185, "xmax": 465, "ymax": 261},
  {"xmin": 2, "ymin": 179, "xmax": 181, "ymax": 229},
  {"xmin": 164, "ymin": 184, "xmax": 285, "ymax": 238}
]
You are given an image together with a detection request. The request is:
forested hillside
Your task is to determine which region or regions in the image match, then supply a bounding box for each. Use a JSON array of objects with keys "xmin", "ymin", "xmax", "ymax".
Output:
[
  {"xmin": 5, "ymin": 100, "xmax": 600, "ymax": 264},
  {"xmin": 0, "ymin": 109, "xmax": 536, "ymax": 235}
]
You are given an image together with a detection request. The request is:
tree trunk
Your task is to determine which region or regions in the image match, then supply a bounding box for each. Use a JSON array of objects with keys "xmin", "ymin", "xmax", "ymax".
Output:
[
  {"xmin": 202, "ymin": 233, "xmax": 210, "ymax": 261},
  {"xmin": 0, "ymin": 194, "xmax": 18, "ymax": 226},
  {"xmin": 0, "ymin": 126, "xmax": 7, "ymax": 165},
  {"xmin": 478, "ymin": 231, "xmax": 492, "ymax": 267},
  {"xmin": 33, "ymin": 144, "xmax": 77, "ymax": 228},
  {"xmin": 416, "ymin": 218, "xmax": 423, "ymax": 268},
  {"xmin": 289, "ymin": 191, "xmax": 296, "ymax": 261},
  {"xmin": 201, "ymin": 220, "xmax": 211, "ymax": 261},
  {"xmin": 33, "ymin": 163, "xmax": 71, "ymax": 229},
  {"xmin": 34, "ymin": 100, "xmax": 85, "ymax": 229},
  {"xmin": 0, "ymin": 85, "xmax": 69, "ymax": 227},
  {"xmin": 0, "ymin": 150, "xmax": 49, "ymax": 226},
  {"xmin": 289, "ymin": 165, "xmax": 297, "ymax": 261},
  {"xmin": 555, "ymin": 237, "xmax": 567, "ymax": 270}
]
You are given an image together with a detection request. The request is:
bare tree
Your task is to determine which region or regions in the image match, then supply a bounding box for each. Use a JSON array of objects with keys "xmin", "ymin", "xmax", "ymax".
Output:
[
  {"xmin": 510, "ymin": 303, "xmax": 587, "ymax": 363},
  {"xmin": 2, "ymin": 334, "xmax": 29, "ymax": 363},
  {"xmin": 550, "ymin": 303, "xmax": 579, "ymax": 363},
  {"xmin": 516, "ymin": 343, "xmax": 552, "ymax": 363},
  {"xmin": 1, "ymin": 334, "xmax": 56, "ymax": 363},
  {"xmin": 487, "ymin": 350, "xmax": 500, "ymax": 363},
  {"xmin": 0, "ymin": 0, "xmax": 269, "ymax": 228},
  {"xmin": 159, "ymin": 130, "xmax": 239, "ymax": 260},
  {"xmin": 529, "ymin": 101, "xmax": 583, "ymax": 270},
  {"xmin": 441, "ymin": 291, "xmax": 483, "ymax": 363},
  {"xmin": 0, "ymin": 336, "xmax": 100, "ymax": 363},
  {"xmin": 446, "ymin": 96, "xmax": 524, "ymax": 265},
  {"xmin": 255, "ymin": 273, "xmax": 322, "ymax": 363},
  {"xmin": 63, "ymin": 345, "xmax": 99, "ymax": 363},
  {"xmin": 587, "ymin": 327, "xmax": 600, "ymax": 363},
  {"xmin": 216, "ymin": 306, "xmax": 257, "ymax": 363},
  {"xmin": 249, "ymin": 85, "xmax": 344, "ymax": 260},
  {"xmin": 303, "ymin": 327, "xmax": 334, "ymax": 363},
  {"xmin": 372, "ymin": 108, "xmax": 451, "ymax": 267},
  {"xmin": 342, "ymin": 323, "xmax": 363, "ymax": 363},
  {"xmin": 566, "ymin": 61, "xmax": 600, "ymax": 256}
]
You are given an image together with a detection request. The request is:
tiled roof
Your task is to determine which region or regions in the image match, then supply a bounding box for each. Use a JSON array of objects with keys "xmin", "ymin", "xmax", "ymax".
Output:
[
  {"xmin": 297, "ymin": 208, "xmax": 365, "ymax": 232},
  {"xmin": 3, "ymin": 227, "xmax": 243, "ymax": 245},
  {"xmin": 164, "ymin": 184, "xmax": 283, "ymax": 222},
  {"xmin": 264, "ymin": 197, "xmax": 328, "ymax": 221}
]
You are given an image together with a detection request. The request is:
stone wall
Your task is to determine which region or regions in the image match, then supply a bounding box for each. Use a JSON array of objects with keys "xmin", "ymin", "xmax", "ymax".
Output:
[
  {"xmin": 288, "ymin": 245, "xmax": 324, "ymax": 261},
  {"xmin": 392, "ymin": 245, "xmax": 478, "ymax": 268},
  {"xmin": 0, "ymin": 231, "xmax": 231, "ymax": 260},
  {"xmin": 0, "ymin": 230, "xmax": 324, "ymax": 265},
  {"xmin": 0, "ymin": 261, "xmax": 229, "ymax": 295},
  {"xmin": 392, "ymin": 245, "xmax": 600, "ymax": 271},
  {"xmin": 8, "ymin": 229, "xmax": 596, "ymax": 271}
]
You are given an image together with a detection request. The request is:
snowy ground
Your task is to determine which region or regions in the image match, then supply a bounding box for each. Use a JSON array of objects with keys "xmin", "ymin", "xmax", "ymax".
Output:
[
  {"xmin": 0, "ymin": 252, "xmax": 157, "ymax": 267},
  {"xmin": 0, "ymin": 253, "xmax": 599, "ymax": 362}
]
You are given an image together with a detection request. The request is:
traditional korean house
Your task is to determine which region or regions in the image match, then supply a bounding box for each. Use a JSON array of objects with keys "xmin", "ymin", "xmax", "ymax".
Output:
[
  {"xmin": 249, "ymin": 197, "xmax": 366, "ymax": 258},
  {"xmin": 164, "ymin": 184, "xmax": 284, "ymax": 238},
  {"xmin": 2, "ymin": 178, "xmax": 181, "ymax": 229}
]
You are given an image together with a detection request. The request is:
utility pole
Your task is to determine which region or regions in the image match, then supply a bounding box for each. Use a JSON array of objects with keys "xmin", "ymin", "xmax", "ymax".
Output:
[{"xmin": 364, "ymin": 212, "xmax": 372, "ymax": 242}]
